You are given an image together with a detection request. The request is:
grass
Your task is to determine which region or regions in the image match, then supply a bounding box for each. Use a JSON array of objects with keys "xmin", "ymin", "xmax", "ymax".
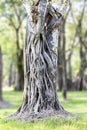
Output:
[{"xmin": 0, "ymin": 87, "xmax": 87, "ymax": 130}]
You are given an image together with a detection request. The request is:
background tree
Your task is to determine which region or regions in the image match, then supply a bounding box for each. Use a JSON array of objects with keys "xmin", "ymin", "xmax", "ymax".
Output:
[
  {"xmin": 0, "ymin": 0, "xmax": 26, "ymax": 90},
  {"xmin": 57, "ymin": 0, "xmax": 70, "ymax": 99},
  {"xmin": 69, "ymin": 0, "xmax": 87, "ymax": 91},
  {"xmin": 76, "ymin": 0, "xmax": 86, "ymax": 91}
]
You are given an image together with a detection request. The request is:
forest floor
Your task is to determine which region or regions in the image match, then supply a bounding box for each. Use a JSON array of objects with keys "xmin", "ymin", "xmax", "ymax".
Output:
[{"xmin": 0, "ymin": 87, "xmax": 87, "ymax": 130}]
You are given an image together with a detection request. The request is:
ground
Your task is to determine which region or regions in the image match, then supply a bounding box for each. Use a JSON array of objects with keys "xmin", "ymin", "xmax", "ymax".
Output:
[{"xmin": 0, "ymin": 87, "xmax": 87, "ymax": 130}]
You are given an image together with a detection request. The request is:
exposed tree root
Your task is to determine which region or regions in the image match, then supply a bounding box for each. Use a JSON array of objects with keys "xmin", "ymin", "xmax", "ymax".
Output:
[{"xmin": 8, "ymin": 109, "xmax": 73, "ymax": 122}]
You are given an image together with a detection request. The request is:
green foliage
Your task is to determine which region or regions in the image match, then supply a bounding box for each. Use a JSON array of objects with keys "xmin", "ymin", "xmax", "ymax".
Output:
[{"xmin": 0, "ymin": 89, "xmax": 87, "ymax": 130}]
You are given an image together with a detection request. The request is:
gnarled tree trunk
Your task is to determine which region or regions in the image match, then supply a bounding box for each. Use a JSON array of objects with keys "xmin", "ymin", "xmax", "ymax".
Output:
[{"xmin": 10, "ymin": 0, "xmax": 70, "ymax": 121}]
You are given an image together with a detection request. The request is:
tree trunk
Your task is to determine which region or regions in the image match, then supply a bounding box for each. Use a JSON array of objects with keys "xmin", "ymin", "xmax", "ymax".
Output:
[
  {"xmin": 15, "ymin": 59, "xmax": 24, "ymax": 91},
  {"xmin": 62, "ymin": 19, "xmax": 67, "ymax": 99},
  {"xmin": 57, "ymin": 30, "xmax": 63, "ymax": 91},
  {"xmin": 78, "ymin": 44, "xmax": 85, "ymax": 91},
  {"xmin": 67, "ymin": 52, "xmax": 72, "ymax": 80},
  {"xmin": 66, "ymin": 53, "xmax": 73, "ymax": 91},
  {"xmin": 20, "ymin": 4, "xmax": 63, "ymax": 114},
  {"xmin": 10, "ymin": 0, "xmax": 70, "ymax": 121},
  {"xmin": 9, "ymin": 63, "xmax": 13, "ymax": 87},
  {"xmin": 57, "ymin": 18, "xmax": 67, "ymax": 99},
  {"xmin": 14, "ymin": 29, "xmax": 24, "ymax": 91},
  {"xmin": 0, "ymin": 46, "xmax": 3, "ymax": 101}
]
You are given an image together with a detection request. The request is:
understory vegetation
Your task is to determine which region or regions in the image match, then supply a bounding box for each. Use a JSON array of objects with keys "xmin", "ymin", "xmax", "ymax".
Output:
[{"xmin": 0, "ymin": 88, "xmax": 87, "ymax": 130}]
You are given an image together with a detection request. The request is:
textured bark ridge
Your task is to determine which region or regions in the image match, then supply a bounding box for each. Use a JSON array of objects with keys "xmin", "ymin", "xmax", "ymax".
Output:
[{"xmin": 10, "ymin": 0, "xmax": 70, "ymax": 121}]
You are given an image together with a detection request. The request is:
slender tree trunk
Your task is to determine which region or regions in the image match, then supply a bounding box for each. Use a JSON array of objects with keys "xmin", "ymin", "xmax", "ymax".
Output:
[
  {"xmin": 58, "ymin": 18, "xmax": 67, "ymax": 99},
  {"xmin": 0, "ymin": 46, "xmax": 3, "ymax": 101},
  {"xmin": 16, "ymin": 54, "xmax": 24, "ymax": 91},
  {"xmin": 57, "ymin": 30, "xmax": 63, "ymax": 91},
  {"xmin": 67, "ymin": 52, "xmax": 72, "ymax": 80},
  {"xmin": 62, "ymin": 19, "xmax": 67, "ymax": 99},
  {"xmin": 76, "ymin": 0, "xmax": 86, "ymax": 91},
  {"xmin": 78, "ymin": 44, "xmax": 85, "ymax": 91},
  {"xmin": 14, "ymin": 29, "xmax": 24, "ymax": 91},
  {"xmin": 9, "ymin": 63, "xmax": 13, "ymax": 87},
  {"xmin": 66, "ymin": 52, "xmax": 73, "ymax": 91},
  {"xmin": 68, "ymin": 58, "xmax": 72, "ymax": 79}
]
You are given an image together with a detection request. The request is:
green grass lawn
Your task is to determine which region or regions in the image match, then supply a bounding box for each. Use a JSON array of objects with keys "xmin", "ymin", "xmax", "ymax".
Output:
[{"xmin": 0, "ymin": 88, "xmax": 87, "ymax": 130}]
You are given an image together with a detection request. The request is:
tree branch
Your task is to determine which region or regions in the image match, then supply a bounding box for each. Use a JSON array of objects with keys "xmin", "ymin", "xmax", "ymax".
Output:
[
  {"xmin": 21, "ymin": 0, "xmax": 31, "ymax": 14},
  {"xmin": 60, "ymin": 0, "xmax": 70, "ymax": 16}
]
